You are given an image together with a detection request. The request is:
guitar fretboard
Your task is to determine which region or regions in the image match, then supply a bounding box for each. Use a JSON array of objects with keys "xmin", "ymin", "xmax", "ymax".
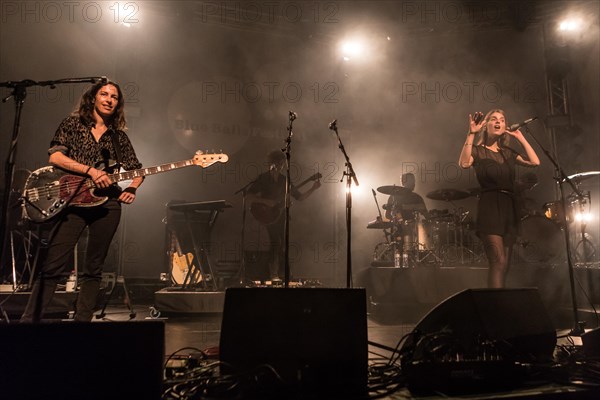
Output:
[{"xmin": 108, "ymin": 159, "xmax": 196, "ymax": 183}]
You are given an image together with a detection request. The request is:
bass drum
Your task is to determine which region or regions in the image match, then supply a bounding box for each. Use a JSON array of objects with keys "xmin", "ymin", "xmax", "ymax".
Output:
[{"xmin": 516, "ymin": 215, "xmax": 564, "ymax": 263}]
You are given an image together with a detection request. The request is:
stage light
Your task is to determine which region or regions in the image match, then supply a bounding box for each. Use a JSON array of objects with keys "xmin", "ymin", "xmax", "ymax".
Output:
[
  {"xmin": 574, "ymin": 212, "xmax": 593, "ymax": 222},
  {"xmin": 340, "ymin": 39, "xmax": 366, "ymax": 61},
  {"xmin": 558, "ymin": 19, "xmax": 583, "ymax": 32}
]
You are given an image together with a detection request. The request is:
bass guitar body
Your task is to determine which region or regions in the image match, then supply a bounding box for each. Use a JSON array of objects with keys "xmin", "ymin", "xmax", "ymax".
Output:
[{"xmin": 22, "ymin": 166, "xmax": 108, "ymax": 223}]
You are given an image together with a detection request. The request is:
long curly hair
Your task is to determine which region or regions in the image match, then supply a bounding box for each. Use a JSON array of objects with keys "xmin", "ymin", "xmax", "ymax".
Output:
[
  {"xmin": 74, "ymin": 81, "xmax": 127, "ymax": 130},
  {"xmin": 475, "ymin": 109, "xmax": 510, "ymax": 147}
]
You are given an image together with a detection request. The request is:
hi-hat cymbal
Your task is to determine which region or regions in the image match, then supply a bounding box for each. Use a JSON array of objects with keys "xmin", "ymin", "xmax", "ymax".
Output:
[
  {"xmin": 367, "ymin": 220, "xmax": 395, "ymax": 229},
  {"xmin": 377, "ymin": 185, "xmax": 411, "ymax": 195},
  {"xmin": 427, "ymin": 188, "xmax": 470, "ymax": 201}
]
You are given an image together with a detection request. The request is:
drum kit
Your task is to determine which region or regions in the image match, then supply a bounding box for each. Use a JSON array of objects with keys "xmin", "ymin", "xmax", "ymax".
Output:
[
  {"xmin": 542, "ymin": 171, "xmax": 599, "ymax": 264},
  {"xmin": 368, "ymin": 185, "xmax": 484, "ymax": 267},
  {"xmin": 369, "ymin": 171, "xmax": 599, "ymax": 268}
]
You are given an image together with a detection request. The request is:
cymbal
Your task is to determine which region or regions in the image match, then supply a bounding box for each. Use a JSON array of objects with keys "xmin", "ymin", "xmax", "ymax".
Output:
[
  {"xmin": 565, "ymin": 171, "xmax": 600, "ymax": 183},
  {"xmin": 367, "ymin": 220, "xmax": 394, "ymax": 229},
  {"xmin": 427, "ymin": 188, "xmax": 470, "ymax": 201},
  {"xmin": 377, "ymin": 185, "xmax": 411, "ymax": 196}
]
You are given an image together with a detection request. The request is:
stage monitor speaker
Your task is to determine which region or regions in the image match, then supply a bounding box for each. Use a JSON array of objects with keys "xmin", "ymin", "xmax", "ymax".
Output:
[
  {"xmin": 582, "ymin": 326, "xmax": 600, "ymax": 358},
  {"xmin": 0, "ymin": 320, "xmax": 164, "ymax": 400},
  {"xmin": 219, "ymin": 287, "xmax": 368, "ymax": 398},
  {"xmin": 402, "ymin": 288, "xmax": 557, "ymax": 362}
]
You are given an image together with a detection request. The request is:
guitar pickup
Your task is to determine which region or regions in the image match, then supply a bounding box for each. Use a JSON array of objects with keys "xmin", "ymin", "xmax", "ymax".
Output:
[{"xmin": 45, "ymin": 181, "xmax": 60, "ymax": 199}]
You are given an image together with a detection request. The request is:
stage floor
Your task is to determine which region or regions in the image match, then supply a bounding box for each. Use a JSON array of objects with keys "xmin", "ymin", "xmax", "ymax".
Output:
[
  {"xmin": 2, "ymin": 288, "xmax": 599, "ymax": 399},
  {"xmin": 81, "ymin": 303, "xmax": 600, "ymax": 399},
  {"xmin": 1, "ymin": 282, "xmax": 600, "ymax": 400}
]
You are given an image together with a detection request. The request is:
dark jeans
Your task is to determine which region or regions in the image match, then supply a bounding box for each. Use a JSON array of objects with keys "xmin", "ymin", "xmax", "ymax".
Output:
[{"xmin": 21, "ymin": 200, "xmax": 121, "ymax": 322}]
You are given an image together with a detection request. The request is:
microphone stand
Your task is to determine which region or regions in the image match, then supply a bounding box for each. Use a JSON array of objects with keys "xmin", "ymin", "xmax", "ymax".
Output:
[
  {"xmin": 233, "ymin": 179, "xmax": 257, "ymax": 286},
  {"xmin": 522, "ymin": 125, "xmax": 585, "ymax": 336},
  {"xmin": 329, "ymin": 120, "xmax": 359, "ymax": 288},
  {"xmin": 0, "ymin": 77, "xmax": 107, "ymax": 279},
  {"xmin": 282, "ymin": 112, "xmax": 296, "ymax": 288},
  {"xmin": 371, "ymin": 189, "xmax": 391, "ymax": 244}
]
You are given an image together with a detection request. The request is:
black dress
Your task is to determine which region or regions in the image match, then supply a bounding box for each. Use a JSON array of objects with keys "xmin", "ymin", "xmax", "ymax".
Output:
[{"xmin": 472, "ymin": 145, "xmax": 520, "ymax": 241}]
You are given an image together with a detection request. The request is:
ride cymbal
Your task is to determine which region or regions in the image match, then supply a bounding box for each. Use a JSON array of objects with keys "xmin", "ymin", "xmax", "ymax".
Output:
[{"xmin": 377, "ymin": 185, "xmax": 412, "ymax": 195}]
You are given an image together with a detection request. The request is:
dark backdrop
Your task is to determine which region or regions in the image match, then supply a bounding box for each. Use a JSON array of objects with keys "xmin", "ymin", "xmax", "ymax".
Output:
[{"xmin": 1, "ymin": 1, "xmax": 598, "ymax": 286}]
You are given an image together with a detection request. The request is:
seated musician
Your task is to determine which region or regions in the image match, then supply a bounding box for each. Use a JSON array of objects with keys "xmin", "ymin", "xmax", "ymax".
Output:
[{"xmin": 384, "ymin": 173, "xmax": 428, "ymax": 222}]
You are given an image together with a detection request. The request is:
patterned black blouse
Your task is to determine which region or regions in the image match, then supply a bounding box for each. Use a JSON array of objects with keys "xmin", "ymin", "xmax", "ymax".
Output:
[{"xmin": 48, "ymin": 115, "xmax": 142, "ymax": 171}]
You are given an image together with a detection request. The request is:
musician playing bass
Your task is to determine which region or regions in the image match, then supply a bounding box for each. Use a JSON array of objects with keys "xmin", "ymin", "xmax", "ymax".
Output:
[
  {"xmin": 246, "ymin": 150, "xmax": 320, "ymax": 280},
  {"xmin": 21, "ymin": 80, "xmax": 143, "ymax": 322}
]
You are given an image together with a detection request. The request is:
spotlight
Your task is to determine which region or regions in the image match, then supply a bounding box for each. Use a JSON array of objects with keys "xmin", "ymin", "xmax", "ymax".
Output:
[
  {"xmin": 575, "ymin": 212, "xmax": 593, "ymax": 222},
  {"xmin": 558, "ymin": 18, "xmax": 582, "ymax": 32},
  {"xmin": 340, "ymin": 39, "xmax": 366, "ymax": 61}
]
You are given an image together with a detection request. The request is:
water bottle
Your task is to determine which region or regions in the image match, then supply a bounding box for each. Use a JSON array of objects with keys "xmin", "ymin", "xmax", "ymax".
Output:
[
  {"xmin": 402, "ymin": 253, "xmax": 409, "ymax": 268},
  {"xmin": 394, "ymin": 249, "xmax": 401, "ymax": 268},
  {"xmin": 66, "ymin": 271, "xmax": 76, "ymax": 292}
]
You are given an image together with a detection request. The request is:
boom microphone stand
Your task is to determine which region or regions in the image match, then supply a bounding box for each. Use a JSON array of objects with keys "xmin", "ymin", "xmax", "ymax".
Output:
[
  {"xmin": 0, "ymin": 77, "xmax": 108, "ymax": 279},
  {"xmin": 523, "ymin": 125, "xmax": 585, "ymax": 335},
  {"xmin": 328, "ymin": 120, "xmax": 359, "ymax": 288}
]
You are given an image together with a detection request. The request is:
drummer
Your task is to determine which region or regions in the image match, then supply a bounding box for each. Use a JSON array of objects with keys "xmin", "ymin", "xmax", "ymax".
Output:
[{"xmin": 384, "ymin": 173, "xmax": 428, "ymax": 222}]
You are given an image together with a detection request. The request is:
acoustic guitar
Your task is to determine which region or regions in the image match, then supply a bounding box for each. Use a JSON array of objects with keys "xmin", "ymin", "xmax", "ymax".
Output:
[{"xmin": 250, "ymin": 173, "xmax": 322, "ymax": 225}]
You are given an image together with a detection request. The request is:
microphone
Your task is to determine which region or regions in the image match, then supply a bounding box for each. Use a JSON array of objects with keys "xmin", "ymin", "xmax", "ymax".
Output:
[
  {"xmin": 289, "ymin": 111, "xmax": 297, "ymax": 120},
  {"xmin": 328, "ymin": 119, "xmax": 337, "ymax": 130},
  {"xmin": 508, "ymin": 116, "xmax": 537, "ymax": 131}
]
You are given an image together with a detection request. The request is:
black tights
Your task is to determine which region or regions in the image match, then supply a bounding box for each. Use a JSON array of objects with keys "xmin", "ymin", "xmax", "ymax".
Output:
[{"xmin": 481, "ymin": 234, "xmax": 513, "ymax": 288}]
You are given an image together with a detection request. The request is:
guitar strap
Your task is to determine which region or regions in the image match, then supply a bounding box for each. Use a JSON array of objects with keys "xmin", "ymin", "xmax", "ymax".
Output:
[{"xmin": 110, "ymin": 129, "xmax": 123, "ymax": 167}]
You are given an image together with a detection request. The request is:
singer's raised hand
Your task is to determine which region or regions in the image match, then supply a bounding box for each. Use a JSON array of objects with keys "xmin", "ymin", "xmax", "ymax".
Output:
[{"xmin": 468, "ymin": 112, "xmax": 485, "ymax": 134}]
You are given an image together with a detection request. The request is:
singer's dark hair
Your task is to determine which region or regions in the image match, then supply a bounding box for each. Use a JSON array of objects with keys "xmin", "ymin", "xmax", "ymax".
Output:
[
  {"xmin": 74, "ymin": 80, "xmax": 127, "ymax": 130},
  {"xmin": 475, "ymin": 109, "xmax": 510, "ymax": 147}
]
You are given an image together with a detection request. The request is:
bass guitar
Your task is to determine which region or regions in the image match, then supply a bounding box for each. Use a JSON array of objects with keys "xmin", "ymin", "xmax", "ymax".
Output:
[
  {"xmin": 22, "ymin": 151, "xmax": 228, "ymax": 223},
  {"xmin": 250, "ymin": 172, "xmax": 322, "ymax": 225}
]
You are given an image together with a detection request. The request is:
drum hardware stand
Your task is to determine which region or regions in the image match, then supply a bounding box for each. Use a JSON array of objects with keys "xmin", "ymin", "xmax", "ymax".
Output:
[
  {"xmin": 571, "ymin": 191, "xmax": 596, "ymax": 264},
  {"xmin": 524, "ymin": 125, "xmax": 585, "ymax": 336},
  {"xmin": 370, "ymin": 189, "xmax": 392, "ymax": 244},
  {"xmin": 329, "ymin": 119, "xmax": 359, "ymax": 286}
]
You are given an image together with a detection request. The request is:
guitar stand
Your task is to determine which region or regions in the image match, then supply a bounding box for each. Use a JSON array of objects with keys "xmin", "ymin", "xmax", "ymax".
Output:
[{"xmin": 96, "ymin": 275, "xmax": 136, "ymax": 320}]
